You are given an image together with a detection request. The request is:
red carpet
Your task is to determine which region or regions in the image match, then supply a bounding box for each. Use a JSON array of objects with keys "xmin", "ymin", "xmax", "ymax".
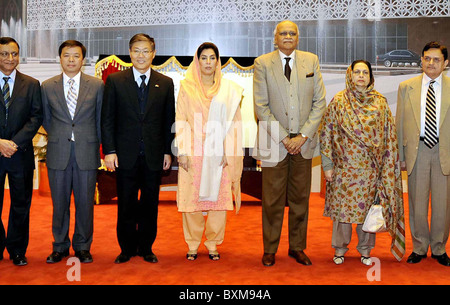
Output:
[{"xmin": 0, "ymin": 190, "xmax": 449, "ymax": 285}]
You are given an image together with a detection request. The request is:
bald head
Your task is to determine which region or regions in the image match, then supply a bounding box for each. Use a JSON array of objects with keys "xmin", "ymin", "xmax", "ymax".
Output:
[{"xmin": 274, "ymin": 20, "xmax": 299, "ymax": 55}]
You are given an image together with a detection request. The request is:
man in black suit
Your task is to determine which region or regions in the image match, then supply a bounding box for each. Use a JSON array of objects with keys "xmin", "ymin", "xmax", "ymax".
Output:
[
  {"xmin": 101, "ymin": 33, "xmax": 175, "ymax": 264},
  {"xmin": 0, "ymin": 37, "xmax": 43, "ymax": 266}
]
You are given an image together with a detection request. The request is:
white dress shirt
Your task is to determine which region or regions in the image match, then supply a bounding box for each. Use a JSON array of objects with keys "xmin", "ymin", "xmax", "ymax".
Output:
[
  {"xmin": 63, "ymin": 71, "xmax": 81, "ymax": 100},
  {"xmin": 1, "ymin": 69, "xmax": 16, "ymax": 96},
  {"xmin": 279, "ymin": 50, "xmax": 295, "ymax": 74},
  {"xmin": 132, "ymin": 67, "xmax": 151, "ymax": 87}
]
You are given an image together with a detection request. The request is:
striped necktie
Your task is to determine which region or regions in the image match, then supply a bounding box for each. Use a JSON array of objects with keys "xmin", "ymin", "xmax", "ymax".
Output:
[
  {"xmin": 2, "ymin": 77, "xmax": 11, "ymax": 123},
  {"xmin": 2, "ymin": 77, "xmax": 11, "ymax": 107},
  {"xmin": 66, "ymin": 78, "xmax": 77, "ymax": 119},
  {"xmin": 424, "ymin": 80, "xmax": 438, "ymax": 149}
]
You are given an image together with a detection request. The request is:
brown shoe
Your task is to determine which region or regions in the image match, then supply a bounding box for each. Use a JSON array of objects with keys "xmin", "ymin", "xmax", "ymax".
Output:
[
  {"xmin": 262, "ymin": 253, "xmax": 275, "ymax": 267},
  {"xmin": 288, "ymin": 249, "xmax": 312, "ymax": 265}
]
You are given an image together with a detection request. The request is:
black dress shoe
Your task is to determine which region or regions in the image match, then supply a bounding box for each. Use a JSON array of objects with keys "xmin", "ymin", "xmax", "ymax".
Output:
[
  {"xmin": 288, "ymin": 249, "xmax": 312, "ymax": 265},
  {"xmin": 406, "ymin": 252, "xmax": 427, "ymax": 264},
  {"xmin": 143, "ymin": 252, "xmax": 158, "ymax": 263},
  {"xmin": 431, "ymin": 253, "xmax": 450, "ymax": 267},
  {"xmin": 262, "ymin": 253, "xmax": 275, "ymax": 267},
  {"xmin": 46, "ymin": 250, "xmax": 70, "ymax": 263},
  {"xmin": 75, "ymin": 250, "xmax": 93, "ymax": 263},
  {"xmin": 114, "ymin": 253, "xmax": 131, "ymax": 264},
  {"xmin": 11, "ymin": 254, "xmax": 27, "ymax": 266}
]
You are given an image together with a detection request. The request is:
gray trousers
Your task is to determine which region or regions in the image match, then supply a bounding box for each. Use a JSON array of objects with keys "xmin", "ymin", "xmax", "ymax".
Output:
[
  {"xmin": 332, "ymin": 221, "xmax": 376, "ymax": 257},
  {"xmin": 407, "ymin": 141, "xmax": 450, "ymax": 256},
  {"xmin": 48, "ymin": 142, "xmax": 97, "ymax": 252}
]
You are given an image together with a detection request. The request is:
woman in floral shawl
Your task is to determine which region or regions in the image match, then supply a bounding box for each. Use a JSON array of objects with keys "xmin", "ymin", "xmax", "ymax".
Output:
[
  {"xmin": 320, "ymin": 60, "xmax": 405, "ymax": 265},
  {"xmin": 175, "ymin": 42, "xmax": 244, "ymax": 261}
]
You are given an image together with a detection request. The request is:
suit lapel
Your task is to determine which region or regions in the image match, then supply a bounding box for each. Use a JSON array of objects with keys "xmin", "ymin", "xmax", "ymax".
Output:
[
  {"xmin": 271, "ymin": 52, "xmax": 289, "ymax": 113},
  {"xmin": 73, "ymin": 72, "xmax": 90, "ymax": 118},
  {"xmin": 295, "ymin": 50, "xmax": 306, "ymax": 101},
  {"xmin": 143, "ymin": 69, "xmax": 158, "ymax": 117},
  {"xmin": 123, "ymin": 68, "xmax": 141, "ymax": 114},
  {"xmin": 407, "ymin": 75, "xmax": 423, "ymax": 130},
  {"xmin": 8, "ymin": 70, "xmax": 25, "ymax": 107},
  {"xmin": 53, "ymin": 74, "xmax": 72, "ymax": 120},
  {"xmin": 440, "ymin": 75, "xmax": 450, "ymax": 128}
]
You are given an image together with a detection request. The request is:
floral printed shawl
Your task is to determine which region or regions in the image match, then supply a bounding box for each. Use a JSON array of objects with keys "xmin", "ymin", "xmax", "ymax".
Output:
[{"xmin": 320, "ymin": 65, "xmax": 405, "ymax": 261}]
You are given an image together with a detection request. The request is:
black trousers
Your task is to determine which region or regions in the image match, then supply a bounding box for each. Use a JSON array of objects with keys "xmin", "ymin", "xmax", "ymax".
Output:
[
  {"xmin": 0, "ymin": 160, "xmax": 34, "ymax": 258},
  {"xmin": 116, "ymin": 155, "xmax": 161, "ymax": 256}
]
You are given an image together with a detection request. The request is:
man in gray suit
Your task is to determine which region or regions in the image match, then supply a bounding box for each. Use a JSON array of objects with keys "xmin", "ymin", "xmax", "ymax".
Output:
[
  {"xmin": 253, "ymin": 20, "xmax": 326, "ymax": 266},
  {"xmin": 396, "ymin": 41, "xmax": 450, "ymax": 266},
  {"xmin": 42, "ymin": 40, "xmax": 104, "ymax": 263}
]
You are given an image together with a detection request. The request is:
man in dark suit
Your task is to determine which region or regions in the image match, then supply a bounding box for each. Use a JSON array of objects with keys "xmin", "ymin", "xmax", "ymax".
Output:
[
  {"xmin": 101, "ymin": 33, "xmax": 175, "ymax": 264},
  {"xmin": 0, "ymin": 37, "xmax": 43, "ymax": 266},
  {"xmin": 42, "ymin": 40, "xmax": 104, "ymax": 264}
]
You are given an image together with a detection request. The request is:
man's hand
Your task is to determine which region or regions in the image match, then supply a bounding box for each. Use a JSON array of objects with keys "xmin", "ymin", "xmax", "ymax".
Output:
[
  {"xmin": 0, "ymin": 139, "xmax": 18, "ymax": 158},
  {"xmin": 105, "ymin": 153, "xmax": 118, "ymax": 171},
  {"xmin": 163, "ymin": 154, "xmax": 172, "ymax": 170},
  {"xmin": 282, "ymin": 135, "xmax": 307, "ymax": 155}
]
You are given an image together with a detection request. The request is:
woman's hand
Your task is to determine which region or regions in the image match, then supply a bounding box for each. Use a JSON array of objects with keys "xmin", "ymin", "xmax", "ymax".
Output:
[
  {"xmin": 324, "ymin": 169, "xmax": 334, "ymax": 182},
  {"xmin": 220, "ymin": 155, "xmax": 228, "ymax": 168},
  {"xmin": 178, "ymin": 155, "xmax": 190, "ymax": 172}
]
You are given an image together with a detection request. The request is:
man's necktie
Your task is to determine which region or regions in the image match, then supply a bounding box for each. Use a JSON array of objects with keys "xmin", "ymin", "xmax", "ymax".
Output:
[
  {"xmin": 2, "ymin": 77, "xmax": 11, "ymax": 107},
  {"xmin": 284, "ymin": 57, "xmax": 291, "ymax": 82},
  {"xmin": 2, "ymin": 77, "xmax": 11, "ymax": 123},
  {"xmin": 424, "ymin": 80, "xmax": 438, "ymax": 149},
  {"xmin": 66, "ymin": 78, "xmax": 77, "ymax": 119},
  {"xmin": 140, "ymin": 75, "xmax": 147, "ymax": 92},
  {"xmin": 139, "ymin": 75, "xmax": 147, "ymax": 113}
]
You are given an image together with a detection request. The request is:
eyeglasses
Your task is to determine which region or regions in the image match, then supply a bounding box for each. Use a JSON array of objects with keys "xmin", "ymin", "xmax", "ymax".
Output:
[
  {"xmin": 0, "ymin": 51, "xmax": 19, "ymax": 59},
  {"xmin": 278, "ymin": 31, "xmax": 298, "ymax": 37},
  {"xmin": 423, "ymin": 56, "xmax": 443, "ymax": 64},
  {"xmin": 131, "ymin": 49, "xmax": 154, "ymax": 57}
]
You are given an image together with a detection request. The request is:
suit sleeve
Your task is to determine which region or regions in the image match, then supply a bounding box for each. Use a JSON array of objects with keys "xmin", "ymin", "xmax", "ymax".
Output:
[
  {"xmin": 395, "ymin": 82, "xmax": 406, "ymax": 162},
  {"xmin": 299, "ymin": 55, "xmax": 326, "ymax": 139},
  {"xmin": 41, "ymin": 82, "xmax": 51, "ymax": 133},
  {"xmin": 164, "ymin": 78, "xmax": 175, "ymax": 155},
  {"xmin": 253, "ymin": 57, "xmax": 289, "ymax": 143},
  {"xmin": 11, "ymin": 79, "xmax": 43, "ymax": 149},
  {"xmin": 101, "ymin": 75, "xmax": 116, "ymax": 155},
  {"xmin": 96, "ymin": 80, "xmax": 104, "ymax": 142}
]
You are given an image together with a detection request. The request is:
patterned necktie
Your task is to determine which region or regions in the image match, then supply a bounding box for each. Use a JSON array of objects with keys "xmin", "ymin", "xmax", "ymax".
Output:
[
  {"xmin": 66, "ymin": 78, "xmax": 77, "ymax": 119},
  {"xmin": 2, "ymin": 77, "xmax": 11, "ymax": 107},
  {"xmin": 140, "ymin": 74, "xmax": 147, "ymax": 92},
  {"xmin": 284, "ymin": 57, "xmax": 291, "ymax": 81},
  {"xmin": 2, "ymin": 77, "xmax": 11, "ymax": 123},
  {"xmin": 424, "ymin": 80, "xmax": 438, "ymax": 149},
  {"xmin": 138, "ymin": 75, "xmax": 147, "ymax": 113}
]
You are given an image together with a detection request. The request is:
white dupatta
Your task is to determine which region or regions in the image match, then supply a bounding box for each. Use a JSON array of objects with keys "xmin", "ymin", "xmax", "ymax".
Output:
[{"xmin": 198, "ymin": 78, "xmax": 243, "ymax": 203}]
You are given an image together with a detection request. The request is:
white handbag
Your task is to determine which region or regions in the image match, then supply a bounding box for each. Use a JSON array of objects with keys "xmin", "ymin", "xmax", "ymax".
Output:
[{"xmin": 362, "ymin": 195, "xmax": 387, "ymax": 233}]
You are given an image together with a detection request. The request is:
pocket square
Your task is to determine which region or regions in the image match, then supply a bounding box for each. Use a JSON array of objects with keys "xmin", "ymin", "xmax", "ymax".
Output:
[
  {"xmin": 155, "ymin": 84, "xmax": 160, "ymax": 88},
  {"xmin": 306, "ymin": 72, "xmax": 314, "ymax": 78}
]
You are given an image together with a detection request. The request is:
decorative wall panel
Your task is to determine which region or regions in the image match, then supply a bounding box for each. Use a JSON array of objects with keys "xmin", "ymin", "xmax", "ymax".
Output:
[{"xmin": 27, "ymin": 0, "xmax": 450, "ymax": 30}]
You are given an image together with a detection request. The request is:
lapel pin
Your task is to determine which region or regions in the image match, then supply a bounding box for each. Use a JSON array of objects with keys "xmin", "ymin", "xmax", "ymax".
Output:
[{"xmin": 155, "ymin": 84, "xmax": 160, "ymax": 88}]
